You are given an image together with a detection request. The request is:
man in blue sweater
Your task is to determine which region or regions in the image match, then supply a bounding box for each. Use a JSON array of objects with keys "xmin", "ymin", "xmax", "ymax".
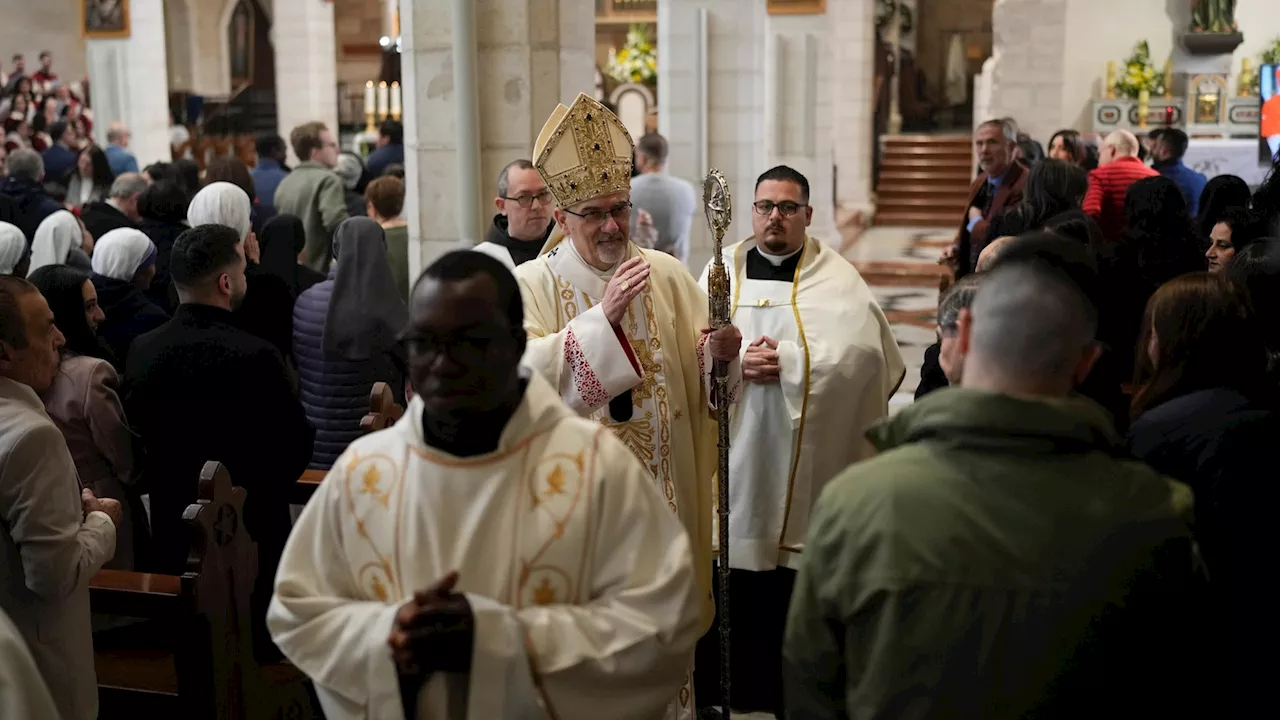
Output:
[{"xmin": 1150, "ymin": 128, "xmax": 1207, "ymax": 216}]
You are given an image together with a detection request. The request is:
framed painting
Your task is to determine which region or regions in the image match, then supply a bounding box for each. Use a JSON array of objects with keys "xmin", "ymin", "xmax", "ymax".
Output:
[
  {"xmin": 229, "ymin": 0, "xmax": 254, "ymax": 85},
  {"xmin": 83, "ymin": 0, "xmax": 130, "ymax": 39},
  {"xmin": 768, "ymin": 0, "xmax": 826, "ymax": 15}
]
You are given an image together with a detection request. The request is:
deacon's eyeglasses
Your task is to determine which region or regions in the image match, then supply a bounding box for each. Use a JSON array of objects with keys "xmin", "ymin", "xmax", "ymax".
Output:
[
  {"xmin": 503, "ymin": 190, "xmax": 553, "ymax": 208},
  {"xmin": 562, "ymin": 202, "xmax": 633, "ymax": 227},
  {"xmin": 753, "ymin": 200, "xmax": 808, "ymax": 217}
]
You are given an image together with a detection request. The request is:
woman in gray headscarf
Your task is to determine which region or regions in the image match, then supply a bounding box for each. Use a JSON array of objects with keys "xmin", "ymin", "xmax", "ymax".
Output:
[
  {"xmin": 292, "ymin": 217, "xmax": 407, "ymax": 469},
  {"xmin": 0, "ymin": 221, "xmax": 28, "ymax": 276}
]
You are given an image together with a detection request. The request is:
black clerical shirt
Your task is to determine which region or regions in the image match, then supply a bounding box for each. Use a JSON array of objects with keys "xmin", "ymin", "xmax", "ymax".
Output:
[{"xmin": 745, "ymin": 245, "xmax": 802, "ymax": 282}]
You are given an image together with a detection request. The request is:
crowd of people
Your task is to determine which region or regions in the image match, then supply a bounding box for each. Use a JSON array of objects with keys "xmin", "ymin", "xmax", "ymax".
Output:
[{"xmin": 2, "ymin": 87, "xmax": 1280, "ymax": 719}]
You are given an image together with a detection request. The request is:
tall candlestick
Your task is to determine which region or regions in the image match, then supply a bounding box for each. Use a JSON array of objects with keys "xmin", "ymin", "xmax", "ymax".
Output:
[
  {"xmin": 390, "ymin": 82, "xmax": 402, "ymax": 120},
  {"xmin": 377, "ymin": 81, "xmax": 389, "ymax": 120},
  {"xmin": 364, "ymin": 81, "xmax": 375, "ymax": 115}
]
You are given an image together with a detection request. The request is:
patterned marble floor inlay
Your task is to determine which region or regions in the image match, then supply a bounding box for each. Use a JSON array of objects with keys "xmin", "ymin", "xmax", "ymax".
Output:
[{"xmin": 842, "ymin": 226, "xmax": 953, "ymax": 412}]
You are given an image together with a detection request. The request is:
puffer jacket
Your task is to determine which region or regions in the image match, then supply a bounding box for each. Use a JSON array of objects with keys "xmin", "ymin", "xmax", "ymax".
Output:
[{"xmin": 292, "ymin": 273, "xmax": 405, "ymax": 469}]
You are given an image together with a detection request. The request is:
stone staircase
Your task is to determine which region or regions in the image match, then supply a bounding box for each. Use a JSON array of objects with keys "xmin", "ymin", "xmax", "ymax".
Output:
[{"xmin": 874, "ymin": 135, "xmax": 974, "ymax": 227}]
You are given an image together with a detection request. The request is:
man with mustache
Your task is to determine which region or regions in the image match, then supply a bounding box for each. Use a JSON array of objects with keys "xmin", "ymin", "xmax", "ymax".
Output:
[
  {"xmin": 474, "ymin": 159, "xmax": 555, "ymax": 269},
  {"xmin": 940, "ymin": 118, "xmax": 1027, "ymax": 279},
  {"xmin": 515, "ymin": 93, "xmax": 743, "ymax": 720},
  {"xmin": 694, "ymin": 165, "xmax": 904, "ymax": 716}
]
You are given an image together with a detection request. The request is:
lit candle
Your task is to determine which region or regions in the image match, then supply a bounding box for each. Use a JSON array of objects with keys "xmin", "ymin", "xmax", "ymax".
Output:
[
  {"xmin": 390, "ymin": 82, "xmax": 402, "ymax": 118},
  {"xmin": 364, "ymin": 81, "xmax": 375, "ymax": 115},
  {"xmin": 377, "ymin": 81, "xmax": 389, "ymax": 119}
]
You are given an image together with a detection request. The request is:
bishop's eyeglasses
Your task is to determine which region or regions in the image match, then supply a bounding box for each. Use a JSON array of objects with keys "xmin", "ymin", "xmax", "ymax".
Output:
[
  {"xmin": 562, "ymin": 202, "xmax": 633, "ymax": 227},
  {"xmin": 752, "ymin": 200, "xmax": 808, "ymax": 217}
]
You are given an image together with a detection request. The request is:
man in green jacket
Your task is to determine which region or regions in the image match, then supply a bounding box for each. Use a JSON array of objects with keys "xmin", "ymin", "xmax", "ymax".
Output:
[
  {"xmin": 784, "ymin": 262, "xmax": 1208, "ymax": 719},
  {"xmin": 273, "ymin": 121, "xmax": 348, "ymax": 272}
]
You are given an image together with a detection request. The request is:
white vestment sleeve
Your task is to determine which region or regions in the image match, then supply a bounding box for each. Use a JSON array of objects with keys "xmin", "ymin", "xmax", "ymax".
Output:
[
  {"xmin": 460, "ymin": 433, "xmax": 702, "ymax": 720},
  {"xmin": 523, "ymin": 302, "xmax": 643, "ymax": 415},
  {"xmin": 775, "ymin": 339, "xmax": 805, "ymax": 427},
  {"xmin": 268, "ymin": 475, "xmax": 408, "ymax": 720}
]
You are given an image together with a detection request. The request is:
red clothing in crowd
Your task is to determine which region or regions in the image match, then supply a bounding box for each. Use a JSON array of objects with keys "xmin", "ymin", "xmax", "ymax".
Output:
[{"xmin": 1082, "ymin": 156, "xmax": 1158, "ymax": 242}]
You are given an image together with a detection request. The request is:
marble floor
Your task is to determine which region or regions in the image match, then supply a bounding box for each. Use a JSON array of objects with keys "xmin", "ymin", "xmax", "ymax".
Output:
[{"xmin": 840, "ymin": 225, "xmax": 954, "ymax": 412}]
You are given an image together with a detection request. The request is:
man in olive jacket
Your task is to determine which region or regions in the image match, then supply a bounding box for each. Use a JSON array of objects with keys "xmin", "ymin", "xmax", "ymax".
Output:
[
  {"xmin": 784, "ymin": 263, "xmax": 1209, "ymax": 719},
  {"xmin": 272, "ymin": 121, "xmax": 348, "ymax": 273}
]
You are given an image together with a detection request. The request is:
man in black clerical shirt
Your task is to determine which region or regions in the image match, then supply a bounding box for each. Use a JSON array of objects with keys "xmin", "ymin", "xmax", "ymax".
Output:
[
  {"xmin": 124, "ymin": 224, "xmax": 314, "ymax": 658},
  {"xmin": 475, "ymin": 159, "xmax": 555, "ymax": 269},
  {"xmin": 694, "ymin": 166, "xmax": 904, "ymax": 717}
]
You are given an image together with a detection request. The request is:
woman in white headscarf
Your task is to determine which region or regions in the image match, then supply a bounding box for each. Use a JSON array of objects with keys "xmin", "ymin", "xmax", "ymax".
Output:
[
  {"xmin": 189, "ymin": 181, "xmax": 296, "ymax": 361},
  {"xmin": 90, "ymin": 227, "xmax": 169, "ymax": 370},
  {"xmin": 29, "ymin": 210, "xmax": 91, "ymax": 273},
  {"xmin": 0, "ymin": 221, "xmax": 28, "ymax": 276}
]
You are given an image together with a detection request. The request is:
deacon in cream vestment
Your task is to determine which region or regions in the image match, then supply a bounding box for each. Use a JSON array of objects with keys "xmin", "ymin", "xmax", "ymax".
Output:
[
  {"xmin": 268, "ymin": 372, "xmax": 702, "ymax": 720},
  {"xmin": 514, "ymin": 94, "xmax": 742, "ymax": 720},
  {"xmin": 693, "ymin": 166, "xmax": 904, "ymax": 715}
]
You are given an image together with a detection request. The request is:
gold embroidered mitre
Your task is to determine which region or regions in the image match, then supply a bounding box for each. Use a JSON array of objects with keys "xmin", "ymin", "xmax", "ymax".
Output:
[{"xmin": 533, "ymin": 93, "xmax": 634, "ymax": 209}]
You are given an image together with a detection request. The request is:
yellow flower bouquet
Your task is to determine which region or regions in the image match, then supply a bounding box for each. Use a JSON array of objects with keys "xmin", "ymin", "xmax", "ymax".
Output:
[
  {"xmin": 1114, "ymin": 41, "xmax": 1165, "ymax": 99},
  {"xmin": 606, "ymin": 24, "xmax": 658, "ymax": 86}
]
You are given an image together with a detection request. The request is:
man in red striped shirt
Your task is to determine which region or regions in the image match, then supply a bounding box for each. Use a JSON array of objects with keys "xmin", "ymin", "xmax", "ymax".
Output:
[{"xmin": 1082, "ymin": 130, "xmax": 1157, "ymax": 243}]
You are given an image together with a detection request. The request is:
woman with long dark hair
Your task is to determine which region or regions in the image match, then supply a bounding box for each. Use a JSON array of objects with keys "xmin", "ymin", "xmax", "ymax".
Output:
[
  {"xmin": 1096, "ymin": 175, "xmax": 1206, "ymax": 375},
  {"xmin": 1047, "ymin": 129, "xmax": 1087, "ymax": 166},
  {"xmin": 988, "ymin": 158, "xmax": 1088, "ymax": 238},
  {"xmin": 1205, "ymin": 206, "xmax": 1261, "ymax": 274},
  {"xmin": 28, "ymin": 264, "xmax": 143, "ymax": 570},
  {"xmin": 1196, "ymin": 174, "xmax": 1251, "ymax": 240},
  {"xmin": 65, "ymin": 145, "xmax": 114, "ymax": 209},
  {"xmin": 1127, "ymin": 273, "xmax": 1277, "ymax": 716}
]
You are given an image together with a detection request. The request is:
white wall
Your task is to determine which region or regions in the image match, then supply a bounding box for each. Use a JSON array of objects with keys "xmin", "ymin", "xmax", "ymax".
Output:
[
  {"xmin": 1057, "ymin": 0, "xmax": 1280, "ymax": 137},
  {"xmin": 0, "ymin": 0, "xmax": 88, "ymax": 84}
]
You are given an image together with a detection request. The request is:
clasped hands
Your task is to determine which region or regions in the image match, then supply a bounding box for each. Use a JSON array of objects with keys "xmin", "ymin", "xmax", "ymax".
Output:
[
  {"xmin": 742, "ymin": 336, "xmax": 781, "ymax": 384},
  {"xmin": 388, "ymin": 571, "xmax": 475, "ymax": 679}
]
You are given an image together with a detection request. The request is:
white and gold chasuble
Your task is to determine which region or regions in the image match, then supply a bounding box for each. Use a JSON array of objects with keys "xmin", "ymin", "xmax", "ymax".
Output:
[
  {"xmin": 700, "ymin": 236, "xmax": 905, "ymax": 571},
  {"xmin": 517, "ymin": 241, "xmax": 740, "ymax": 615},
  {"xmin": 268, "ymin": 373, "xmax": 702, "ymax": 720}
]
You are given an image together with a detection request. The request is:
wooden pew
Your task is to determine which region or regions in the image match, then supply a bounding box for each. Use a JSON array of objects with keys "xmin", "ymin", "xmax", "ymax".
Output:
[
  {"xmin": 91, "ymin": 461, "xmax": 256, "ymax": 719},
  {"xmin": 293, "ymin": 382, "xmax": 405, "ymax": 504}
]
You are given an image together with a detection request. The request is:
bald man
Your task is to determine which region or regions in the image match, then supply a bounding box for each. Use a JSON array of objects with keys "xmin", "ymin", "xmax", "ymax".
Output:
[
  {"xmin": 1082, "ymin": 129, "xmax": 1158, "ymax": 242},
  {"xmin": 784, "ymin": 261, "xmax": 1209, "ymax": 719}
]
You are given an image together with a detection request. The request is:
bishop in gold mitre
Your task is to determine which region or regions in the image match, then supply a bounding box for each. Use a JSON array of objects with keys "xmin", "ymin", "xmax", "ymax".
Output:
[{"xmin": 513, "ymin": 93, "xmax": 743, "ymax": 719}]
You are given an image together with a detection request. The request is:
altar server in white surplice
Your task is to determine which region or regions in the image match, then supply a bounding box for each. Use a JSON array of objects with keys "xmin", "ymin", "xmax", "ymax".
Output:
[
  {"xmin": 269, "ymin": 251, "xmax": 702, "ymax": 720},
  {"xmin": 694, "ymin": 165, "xmax": 905, "ymax": 716},
  {"xmin": 514, "ymin": 93, "xmax": 743, "ymax": 703}
]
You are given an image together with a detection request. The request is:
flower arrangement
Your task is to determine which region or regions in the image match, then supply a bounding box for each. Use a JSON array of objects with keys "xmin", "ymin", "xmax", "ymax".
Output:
[
  {"xmin": 1114, "ymin": 41, "xmax": 1165, "ymax": 99},
  {"xmin": 606, "ymin": 24, "xmax": 658, "ymax": 86},
  {"xmin": 1263, "ymin": 37, "xmax": 1280, "ymax": 66}
]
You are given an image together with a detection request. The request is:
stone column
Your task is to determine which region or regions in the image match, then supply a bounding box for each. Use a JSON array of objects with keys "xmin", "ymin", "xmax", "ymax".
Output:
[
  {"xmin": 986, "ymin": 0, "xmax": 1067, "ymax": 144},
  {"xmin": 829, "ymin": 0, "xmax": 876, "ymax": 218},
  {"xmin": 272, "ymin": 0, "xmax": 339, "ymax": 162},
  {"xmin": 400, "ymin": 0, "xmax": 596, "ymax": 282},
  {"xmin": 85, "ymin": 0, "xmax": 171, "ymax": 166},
  {"xmin": 660, "ymin": 0, "xmax": 769, "ymax": 270}
]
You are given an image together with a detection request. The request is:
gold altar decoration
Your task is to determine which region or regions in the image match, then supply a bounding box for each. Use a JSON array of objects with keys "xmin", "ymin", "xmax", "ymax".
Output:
[
  {"xmin": 1106, "ymin": 61, "xmax": 1117, "ymax": 100},
  {"xmin": 1163, "ymin": 59, "xmax": 1174, "ymax": 99},
  {"xmin": 533, "ymin": 93, "xmax": 634, "ymax": 209},
  {"xmin": 1239, "ymin": 58, "xmax": 1257, "ymax": 98},
  {"xmin": 1137, "ymin": 88, "xmax": 1151, "ymax": 129}
]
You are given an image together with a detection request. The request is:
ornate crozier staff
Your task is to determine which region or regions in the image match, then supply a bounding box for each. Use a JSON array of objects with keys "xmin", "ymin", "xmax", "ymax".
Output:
[{"xmin": 702, "ymin": 168, "xmax": 733, "ymax": 719}]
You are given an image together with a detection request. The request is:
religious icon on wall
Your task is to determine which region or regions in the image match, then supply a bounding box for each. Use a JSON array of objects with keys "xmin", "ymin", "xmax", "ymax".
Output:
[
  {"xmin": 83, "ymin": 0, "xmax": 130, "ymax": 39},
  {"xmin": 229, "ymin": 0, "xmax": 254, "ymax": 85},
  {"xmin": 1191, "ymin": 74, "xmax": 1228, "ymax": 125},
  {"xmin": 767, "ymin": 0, "xmax": 826, "ymax": 15}
]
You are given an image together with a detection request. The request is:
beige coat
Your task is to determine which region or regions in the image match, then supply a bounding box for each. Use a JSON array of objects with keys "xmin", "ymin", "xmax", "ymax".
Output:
[
  {"xmin": 0, "ymin": 376, "xmax": 116, "ymax": 720},
  {"xmin": 42, "ymin": 354, "xmax": 136, "ymax": 569}
]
